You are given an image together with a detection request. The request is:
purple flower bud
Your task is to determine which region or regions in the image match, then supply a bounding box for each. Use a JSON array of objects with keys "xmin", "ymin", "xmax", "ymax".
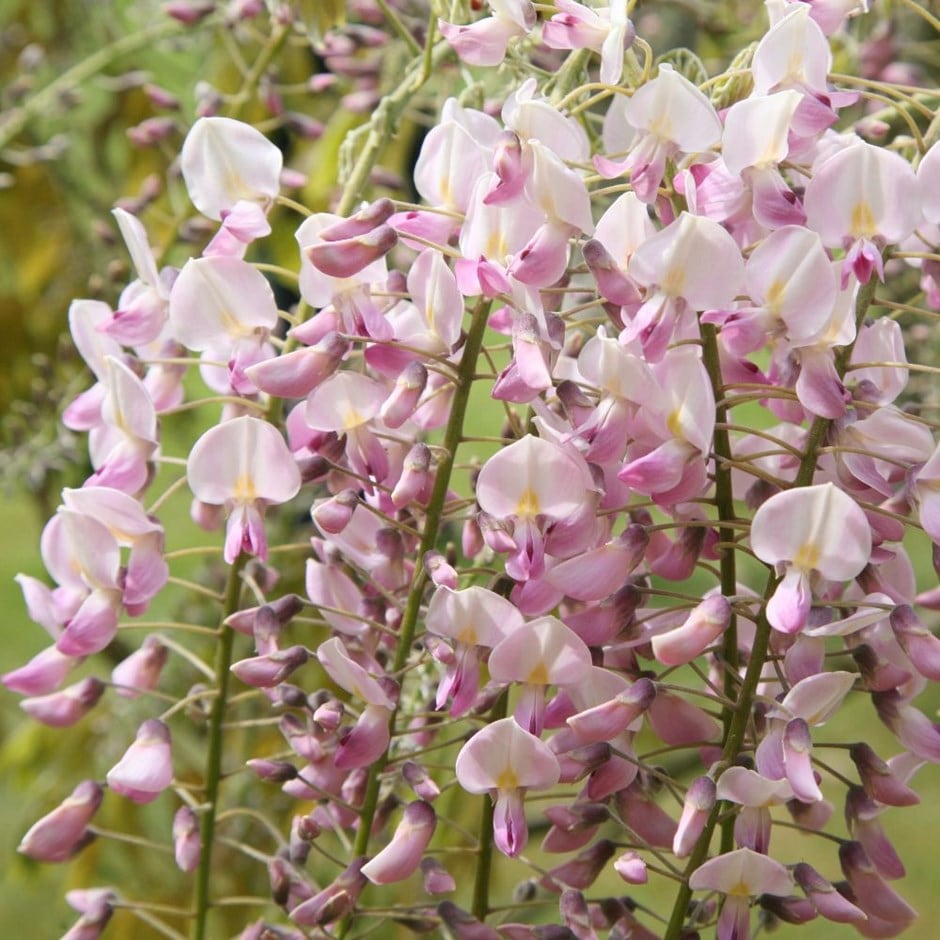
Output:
[
  {"xmin": 421, "ymin": 857, "xmax": 456, "ymax": 895},
  {"xmin": 362, "ymin": 801, "xmax": 437, "ymax": 884},
  {"xmin": 247, "ymin": 758, "xmax": 299, "ymax": 783},
  {"xmin": 290, "ymin": 858, "xmax": 368, "ymax": 927},
  {"xmin": 18, "ymin": 780, "xmax": 102, "ymax": 862},
  {"xmin": 231, "ymin": 646, "xmax": 309, "ymax": 688},
  {"xmin": 106, "ymin": 718, "xmax": 173, "ymax": 803},
  {"xmin": 21, "ymin": 677, "xmax": 105, "ymax": 727},
  {"xmin": 111, "ymin": 635, "xmax": 168, "ymax": 698},
  {"xmin": 173, "ymin": 806, "xmax": 201, "ymax": 872},
  {"xmin": 402, "ymin": 761, "xmax": 440, "ymax": 802}
]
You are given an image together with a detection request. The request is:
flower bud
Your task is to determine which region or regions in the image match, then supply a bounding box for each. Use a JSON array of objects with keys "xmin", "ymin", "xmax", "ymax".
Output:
[
  {"xmin": 20, "ymin": 676, "xmax": 105, "ymax": 727},
  {"xmin": 18, "ymin": 780, "xmax": 103, "ymax": 862},
  {"xmin": 173, "ymin": 806, "xmax": 201, "ymax": 872},
  {"xmin": 111, "ymin": 635, "xmax": 168, "ymax": 698},
  {"xmin": 106, "ymin": 718, "xmax": 173, "ymax": 803},
  {"xmin": 362, "ymin": 800, "xmax": 437, "ymax": 884}
]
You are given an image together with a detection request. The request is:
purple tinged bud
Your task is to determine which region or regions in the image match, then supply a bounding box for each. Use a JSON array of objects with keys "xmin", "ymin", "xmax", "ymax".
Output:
[
  {"xmin": 845, "ymin": 786, "xmax": 905, "ymax": 880},
  {"xmin": 392, "ymin": 442, "xmax": 432, "ymax": 509},
  {"xmin": 559, "ymin": 890, "xmax": 594, "ymax": 937},
  {"xmin": 162, "ymin": 1, "xmax": 215, "ymax": 24},
  {"xmin": 21, "ymin": 677, "xmax": 105, "ymax": 727},
  {"xmin": 231, "ymin": 646, "xmax": 309, "ymax": 689},
  {"xmin": 362, "ymin": 800, "xmax": 437, "ymax": 884},
  {"xmin": 305, "ymin": 224, "xmax": 397, "ymax": 278},
  {"xmin": 673, "ymin": 776, "xmax": 717, "ymax": 858},
  {"xmin": 313, "ymin": 697, "xmax": 344, "ymax": 732},
  {"xmin": 61, "ymin": 900, "xmax": 113, "ymax": 940},
  {"xmin": 890, "ymin": 604, "xmax": 940, "ymax": 681},
  {"xmin": 436, "ymin": 902, "xmax": 501, "ymax": 940},
  {"xmin": 290, "ymin": 858, "xmax": 368, "ymax": 927},
  {"xmin": 421, "ymin": 857, "xmax": 456, "ymax": 895},
  {"xmin": 2, "ymin": 645, "xmax": 75, "ymax": 696},
  {"xmin": 402, "ymin": 761, "xmax": 441, "ymax": 802},
  {"xmin": 424, "ymin": 551, "xmax": 458, "ymax": 589},
  {"xmin": 143, "ymin": 83, "xmax": 180, "ymax": 109},
  {"xmin": 312, "ymin": 489, "xmax": 359, "ymax": 535},
  {"xmin": 111, "ymin": 635, "xmax": 168, "ymax": 698},
  {"xmin": 462, "ymin": 516, "xmax": 484, "ymax": 559},
  {"xmin": 126, "ymin": 116, "xmax": 177, "ymax": 147},
  {"xmin": 319, "ymin": 199, "xmax": 396, "ymax": 241},
  {"xmin": 839, "ymin": 841, "xmax": 917, "ymax": 924},
  {"xmin": 565, "ymin": 677, "xmax": 656, "ymax": 745},
  {"xmin": 173, "ymin": 806, "xmax": 201, "ymax": 872},
  {"xmin": 793, "ymin": 862, "xmax": 867, "ymax": 924},
  {"xmin": 106, "ymin": 718, "xmax": 173, "ymax": 803},
  {"xmin": 849, "ymin": 743, "xmax": 919, "ymax": 807},
  {"xmin": 759, "ymin": 894, "xmax": 817, "ymax": 925},
  {"xmin": 477, "ymin": 512, "xmax": 517, "ymax": 554},
  {"xmin": 247, "ymin": 758, "xmax": 300, "ymax": 783},
  {"xmin": 381, "ymin": 361, "xmax": 427, "ymax": 429},
  {"xmin": 284, "ymin": 112, "xmax": 324, "ymax": 139},
  {"xmin": 541, "ymin": 839, "xmax": 617, "ymax": 892},
  {"xmin": 18, "ymin": 780, "xmax": 103, "ymax": 862},
  {"xmin": 614, "ymin": 851, "xmax": 648, "ymax": 885}
]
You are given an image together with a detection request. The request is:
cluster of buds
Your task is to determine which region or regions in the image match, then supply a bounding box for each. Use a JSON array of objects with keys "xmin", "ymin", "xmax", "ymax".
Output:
[{"xmin": 6, "ymin": 1, "xmax": 940, "ymax": 938}]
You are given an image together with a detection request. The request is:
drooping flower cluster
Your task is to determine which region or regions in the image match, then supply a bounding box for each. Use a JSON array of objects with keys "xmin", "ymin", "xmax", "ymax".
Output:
[{"xmin": 6, "ymin": 1, "xmax": 940, "ymax": 939}]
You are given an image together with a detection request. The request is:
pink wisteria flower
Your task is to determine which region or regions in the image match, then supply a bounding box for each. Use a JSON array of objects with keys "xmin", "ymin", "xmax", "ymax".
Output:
[
  {"xmin": 751, "ymin": 483, "xmax": 872, "ymax": 633},
  {"xmin": 455, "ymin": 717, "xmax": 560, "ymax": 857},
  {"xmin": 187, "ymin": 416, "xmax": 301, "ymax": 563}
]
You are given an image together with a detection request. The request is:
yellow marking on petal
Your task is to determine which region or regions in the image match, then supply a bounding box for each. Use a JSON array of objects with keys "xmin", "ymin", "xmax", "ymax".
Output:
[
  {"xmin": 766, "ymin": 280, "xmax": 785, "ymax": 318},
  {"xmin": 496, "ymin": 767, "xmax": 518, "ymax": 790},
  {"xmin": 343, "ymin": 408, "xmax": 364, "ymax": 430},
  {"xmin": 666, "ymin": 409, "xmax": 686, "ymax": 441},
  {"xmin": 515, "ymin": 487, "xmax": 540, "ymax": 518},
  {"xmin": 485, "ymin": 231, "xmax": 507, "ymax": 262},
  {"xmin": 793, "ymin": 542, "xmax": 820, "ymax": 572},
  {"xmin": 527, "ymin": 663, "xmax": 549, "ymax": 686},
  {"xmin": 233, "ymin": 473, "xmax": 257, "ymax": 503},
  {"xmin": 728, "ymin": 879, "xmax": 751, "ymax": 897},
  {"xmin": 850, "ymin": 201, "xmax": 877, "ymax": 238},
  {"xmin": 661, "ymin": 267, "xmax": 686, "ymax": 297}
]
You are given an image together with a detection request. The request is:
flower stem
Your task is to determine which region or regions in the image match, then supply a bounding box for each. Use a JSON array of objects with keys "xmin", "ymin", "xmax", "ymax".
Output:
[
  {"xmin": 471, "ymin": 693, "xmax": 507, "ymax": 921},
  {"xmin": 340, "ymin": 299, "xmax": 492, "ymax": 933},
  {"xmin": 191, "ymin": 552, "xmax": 247, "ymax": 940},
  {"xmin": 664, "ymin": 275, "xmax": 880, "ymax": 939}
]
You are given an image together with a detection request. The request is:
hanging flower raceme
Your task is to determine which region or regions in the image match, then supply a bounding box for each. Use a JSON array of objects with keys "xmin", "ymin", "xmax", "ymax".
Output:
[
  {"xmin": 187, "ymin": 415, "xmax": 301, "ymax": 563},
  {"xmin": 455, "ymin": 717, "xmax": 560, "ymax": 857}
]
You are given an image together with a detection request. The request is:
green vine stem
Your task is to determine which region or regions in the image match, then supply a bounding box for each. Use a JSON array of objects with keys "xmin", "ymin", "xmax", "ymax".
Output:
[
  {"xmin": 336, "ymin": 38, "xmax": 451, "ymax": 216},
  {"xmin": 0, "ymin": 18, "xmax": 189, "ymax": 152},
  {"xmin": 338, "ymin": 298, "xmax": 492, "ymax": 935},
  {"xmin": 662, "ymin": 274, "xmax": 880, "ymax": 940},
  {"xmin": 471, "ymin": 692, "xmax": 508, "ymax": 921},
  {"xmin": 191, "ymin": 552, "xmax": 248, "ymax": 940}
]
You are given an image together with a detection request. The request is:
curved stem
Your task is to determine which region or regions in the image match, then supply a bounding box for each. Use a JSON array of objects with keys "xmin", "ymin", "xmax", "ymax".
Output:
[
  {"xmin": 191, "ymin": 553, "xmax": 247, "ymax": 940},
  {"xmin": 0, "ymin": 18, "xmax": 190, "ymax": 150}
]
